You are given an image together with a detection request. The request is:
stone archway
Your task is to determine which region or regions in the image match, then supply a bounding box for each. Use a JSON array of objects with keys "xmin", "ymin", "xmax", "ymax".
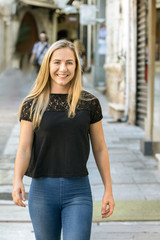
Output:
[{"xmin": 16, "ymin": 12, "xmax": 38, "ymax": 70}]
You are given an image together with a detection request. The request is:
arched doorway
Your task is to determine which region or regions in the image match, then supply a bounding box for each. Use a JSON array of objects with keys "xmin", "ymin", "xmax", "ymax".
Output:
[{"xmin": 16, "ymin": 12, "xmax": 38, "ymax": 70}]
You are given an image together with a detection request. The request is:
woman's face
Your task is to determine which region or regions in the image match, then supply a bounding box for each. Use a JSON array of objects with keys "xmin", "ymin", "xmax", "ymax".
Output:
[{"xmin": 49, "ymin": 47, "xmax": 76, "ymax": 91}]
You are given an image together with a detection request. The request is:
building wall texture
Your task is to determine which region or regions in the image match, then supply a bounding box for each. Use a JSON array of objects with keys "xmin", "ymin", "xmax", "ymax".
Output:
[
  {"xmin": 0, "ymin": 0, "xmax": 57, "ymax": 72},
  {"xmin": 105, "ymin": 0, "xmax": 126, "ymax": 105},
  {"xmin": 105, "ymin": 0, "xmax": 137, "ymax": 124}
]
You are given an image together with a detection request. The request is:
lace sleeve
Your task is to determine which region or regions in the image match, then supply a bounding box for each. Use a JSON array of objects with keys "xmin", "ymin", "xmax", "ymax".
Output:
[
  {"xmin": 90, "ymin": 98, "xmax": 103, "ymax": 124},
  {"xmin": 19, "ymin": 100, "xmax": 33, "ymax": 122}
]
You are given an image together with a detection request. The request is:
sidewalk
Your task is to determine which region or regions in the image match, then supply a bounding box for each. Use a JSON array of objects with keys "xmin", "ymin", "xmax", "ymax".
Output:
[{"xmin": 0, "ymin": 69, "xmax": 160, "ymax": 240}]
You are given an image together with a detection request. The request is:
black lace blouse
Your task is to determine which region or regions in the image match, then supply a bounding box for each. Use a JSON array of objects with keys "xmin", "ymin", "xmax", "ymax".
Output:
[{"xmin": 20, "ymin": 90, "xmax": 103, "ymax": 178}]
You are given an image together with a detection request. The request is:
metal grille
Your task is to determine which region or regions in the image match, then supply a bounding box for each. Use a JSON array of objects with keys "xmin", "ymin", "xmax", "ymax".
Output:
[{"xmin": 136, "ymin": 0, "xmax": 148, "ymax": 128}]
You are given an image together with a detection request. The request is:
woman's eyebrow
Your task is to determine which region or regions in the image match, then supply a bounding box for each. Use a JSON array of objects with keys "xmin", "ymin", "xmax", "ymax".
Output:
[
  {"xmin": 52, "ymin": 59, "xmax": 60, "ymax": 61},
  {"xmin": 53, "ymin": 59, "xmax": 74, "ymax": 61}
]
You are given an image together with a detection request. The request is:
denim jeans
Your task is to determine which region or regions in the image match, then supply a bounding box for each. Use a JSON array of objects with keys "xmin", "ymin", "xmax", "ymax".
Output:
[{"xmin": 28, "ymin": 176, "xmax": 93, "ymax": 240}]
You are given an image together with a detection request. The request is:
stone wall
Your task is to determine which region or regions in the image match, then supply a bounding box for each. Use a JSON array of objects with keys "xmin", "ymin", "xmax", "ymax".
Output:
[
  {"xmin": 0, "ymin": 0, "xmax": 57, "ymax": 72},
  {"xmin": 105, "ymin": 0, "xmax": 126, "ymax": 103},
  {"xmin": 0, "ymin": 1, "xmax": 13, "ymax": 72},
  {"xmin": 128, "ymin": 0, "xmax": 137, "ymax": 124},
  {"xmin": 105, "ymin": 0, "xmax": 137, "ymax": 123},
  {"xmin": 105, "ymin": 63, "xmax": 125, "ymax": 104}
]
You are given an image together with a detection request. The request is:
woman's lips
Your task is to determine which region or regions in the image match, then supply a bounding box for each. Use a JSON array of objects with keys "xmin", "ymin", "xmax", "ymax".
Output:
[{"xmin": 57, "ymin": 74, "xmax": 69, "ymax": 78}]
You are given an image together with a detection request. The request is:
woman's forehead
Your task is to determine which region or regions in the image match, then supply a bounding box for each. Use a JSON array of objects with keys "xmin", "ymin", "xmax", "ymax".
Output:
[{"xmin": 51, "ymin": 47, "xmax": 75, "ymax": 60}]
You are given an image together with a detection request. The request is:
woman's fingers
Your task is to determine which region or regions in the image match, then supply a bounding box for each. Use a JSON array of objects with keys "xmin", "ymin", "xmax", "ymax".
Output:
[
  {"xmin": 102, "ymin": 205, "xmax": 114, "ymax": 218},
  {"xmin": 22, "ymin": 187, "xmax": 26, "ymax": 201},
  {"xmin": 12, "ymin": 186, "xmax": 26, "ymax": 207},
  {"xmin": 101, "ymin": 199, "xmax": 115, "ymax": 218}
]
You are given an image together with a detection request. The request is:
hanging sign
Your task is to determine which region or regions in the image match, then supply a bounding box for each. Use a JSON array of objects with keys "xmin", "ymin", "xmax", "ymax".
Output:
[{"xmin": 80, "ymin": 4, "xmax": 97, "ymax": 25}]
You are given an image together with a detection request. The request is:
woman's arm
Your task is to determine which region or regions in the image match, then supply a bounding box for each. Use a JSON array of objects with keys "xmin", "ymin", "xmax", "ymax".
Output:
[
  {"xmin": 12, "ymin": 120, "xmax": 34, "ymax": 207},
  {"xmin": 90, "ymin": 120, "xmax": 115, "ymax": 218}
]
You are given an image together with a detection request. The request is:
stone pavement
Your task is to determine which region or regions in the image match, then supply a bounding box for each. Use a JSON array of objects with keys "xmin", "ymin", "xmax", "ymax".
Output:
[{"xmin": 0, "ymin": 69, "xmax": 160, "ymax": 240}]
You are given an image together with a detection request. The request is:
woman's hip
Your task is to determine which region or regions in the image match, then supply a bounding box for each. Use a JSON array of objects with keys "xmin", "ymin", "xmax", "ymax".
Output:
[{"xmin": 29, "ymin": 176, "xmax": 92, "ymax": 205}]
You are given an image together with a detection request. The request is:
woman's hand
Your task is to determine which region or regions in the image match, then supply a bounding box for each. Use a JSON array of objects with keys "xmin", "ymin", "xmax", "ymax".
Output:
[
  {"xmin": 12, "ymin": 181, "xmax": 26, "ymax": 207},
  {"xmin": 101, "ymin": 191, "xmax": 115, "ymax": 218}
]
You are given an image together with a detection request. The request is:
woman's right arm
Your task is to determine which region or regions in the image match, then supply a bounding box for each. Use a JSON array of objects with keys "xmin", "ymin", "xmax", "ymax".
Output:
[{"xmin": 12, "ymin": 120, "xmax": 34, "ymax": 207}]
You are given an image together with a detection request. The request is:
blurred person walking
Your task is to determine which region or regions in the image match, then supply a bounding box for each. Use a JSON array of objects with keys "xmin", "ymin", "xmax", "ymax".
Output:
[
  {"xmin": 73, "ymin": 39, "xmax": 86, "ymax": 73},
  {"xmin": 12, "ymin": 39, "xmax": 115, "ymax": 240},
  {"xmin": 30, "ymin": 31, "xmax": 49, "ymax": 72}
]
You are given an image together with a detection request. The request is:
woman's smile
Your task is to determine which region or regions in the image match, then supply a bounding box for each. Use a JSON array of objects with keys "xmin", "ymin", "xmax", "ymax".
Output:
[{"xmin": 56, "ymin": 74, "xmax": 69, "ymax": 78}]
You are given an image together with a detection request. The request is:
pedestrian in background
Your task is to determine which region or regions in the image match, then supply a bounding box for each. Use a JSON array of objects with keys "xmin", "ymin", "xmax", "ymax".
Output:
[
  {"xmin": 30, "ymin": 31, "xmax": 49, "ymax": 72},
  {"xmin": 12, "ymin": 39, "xmax": 115, "ymax": 240},
  {"xmin": 73, "ymin": 39, "xmax": 86, "ymax": 73}
]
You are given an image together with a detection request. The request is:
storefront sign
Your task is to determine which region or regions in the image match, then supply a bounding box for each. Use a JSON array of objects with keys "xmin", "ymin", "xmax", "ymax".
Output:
[{"xmin": 80, "ymin": 4, "xmax": 97, "ymax": 25}]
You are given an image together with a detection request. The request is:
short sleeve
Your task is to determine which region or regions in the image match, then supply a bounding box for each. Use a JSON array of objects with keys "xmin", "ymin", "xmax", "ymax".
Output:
[
  {"xmin": 19, "ymin": 100, "xmax": 33, "ymax": 122},
  {"xmin": 32, "ymin": 42, "xmax": 38, "ymax": 54},
  {"xmin": 90, "ymin": 98, "xmax": 103, "ymax": 124}
]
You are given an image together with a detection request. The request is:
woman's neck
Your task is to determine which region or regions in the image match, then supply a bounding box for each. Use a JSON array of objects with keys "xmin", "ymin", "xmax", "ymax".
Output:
[{"xmin": 50, "ymin": 84, "xmax": 70, "ymax": 94}]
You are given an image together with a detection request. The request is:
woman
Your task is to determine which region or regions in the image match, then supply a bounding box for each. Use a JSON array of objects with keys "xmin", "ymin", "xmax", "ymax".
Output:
[{"xmin": 12, "ymin": 39, "xmax": 115, "ymax": 240}]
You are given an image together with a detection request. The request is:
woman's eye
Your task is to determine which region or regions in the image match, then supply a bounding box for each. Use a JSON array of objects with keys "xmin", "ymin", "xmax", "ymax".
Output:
[
  {"xmin": 54, "ymin": 61, "xmax": 59, "ymax": 64},
  {"xmin": 67, "ymin": 62, "xmax": 73, "ymax": 65}
]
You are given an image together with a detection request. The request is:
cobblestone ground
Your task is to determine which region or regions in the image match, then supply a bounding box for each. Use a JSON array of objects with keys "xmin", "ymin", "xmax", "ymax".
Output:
[{"xmin": 0, "ymin": 69, "xmax": 160, "ymax": 240}]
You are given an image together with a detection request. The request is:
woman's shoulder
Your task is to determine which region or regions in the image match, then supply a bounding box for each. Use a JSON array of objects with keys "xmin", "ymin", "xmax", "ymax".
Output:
[
  {"xmin": 21, "ymin": 98, "xmax": 37, "ymax": 115},
  {"xmin": 80, "ymin": 90, "xmax": 97, "ymax": 100},
  {"xmin": 78, "ymin": 90, "xmax": 101, "ymax": 112},
  {"xmin": 78, "ymin": 90, "xmax": 103, "ymax": 121},
  {"xmin": 20, "ymin": 98, "xmax": 35, "ymax": 122},
  {"xmin": 22, "ymin": 98, "xmax": 34, "ymax": 108}
]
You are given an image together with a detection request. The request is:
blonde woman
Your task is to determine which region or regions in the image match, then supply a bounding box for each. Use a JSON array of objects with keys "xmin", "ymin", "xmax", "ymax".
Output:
[{"xmin": 12, "ymin": 39, "xmax": 115, "ymax": 240}]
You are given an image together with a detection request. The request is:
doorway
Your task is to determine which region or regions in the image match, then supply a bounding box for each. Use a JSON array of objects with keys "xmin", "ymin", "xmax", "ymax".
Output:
[{"xmin": 16, "ymin": 12, "xmax": 38, "ymax": 70}]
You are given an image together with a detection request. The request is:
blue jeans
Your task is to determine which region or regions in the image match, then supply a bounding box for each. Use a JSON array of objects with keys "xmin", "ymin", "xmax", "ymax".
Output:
[{"xmin": 28, "ymin": 176, "xmax": 93, "ymax": 240}]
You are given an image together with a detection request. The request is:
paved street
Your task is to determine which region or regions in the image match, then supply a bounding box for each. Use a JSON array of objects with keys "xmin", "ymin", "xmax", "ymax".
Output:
[{"xmin": 0, "ymin": 69, "xmax": 160, "ymax": 239}]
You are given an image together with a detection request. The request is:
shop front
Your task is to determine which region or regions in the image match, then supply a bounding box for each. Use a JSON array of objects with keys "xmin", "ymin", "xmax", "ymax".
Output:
[{"xmin": 141, "ymin": 0, "xmax": 160, "ymax": 156}]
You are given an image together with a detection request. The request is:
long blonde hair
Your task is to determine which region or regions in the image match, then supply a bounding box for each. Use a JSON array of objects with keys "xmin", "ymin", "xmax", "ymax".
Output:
[{"xmin": 19, "ymin": 39, "xmax": 82, "ymax": 129}]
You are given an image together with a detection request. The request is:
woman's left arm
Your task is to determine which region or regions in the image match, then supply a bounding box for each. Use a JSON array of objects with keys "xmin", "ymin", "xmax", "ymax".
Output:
[{"xmin": 90, "ymin": 120, "xmax": 115, "ymax": 218}]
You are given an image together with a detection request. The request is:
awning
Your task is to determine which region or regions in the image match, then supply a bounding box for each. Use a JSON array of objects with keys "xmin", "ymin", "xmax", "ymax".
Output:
[{"xmin": 18, "ymin": 0, "xmax": 57, "ymax": 9}]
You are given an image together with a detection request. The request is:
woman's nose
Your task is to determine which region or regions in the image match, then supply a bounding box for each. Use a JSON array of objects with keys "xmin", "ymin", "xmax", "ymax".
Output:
[{"xmin": 59, "ymin": 63, "xmax": 67, "ymax": 71}]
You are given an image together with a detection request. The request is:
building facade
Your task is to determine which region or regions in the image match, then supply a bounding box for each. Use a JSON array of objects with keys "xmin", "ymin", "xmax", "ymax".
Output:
[
  {"xmin": 0, "ymin": 0, "xmax": 59, "ymax": 72},
  {"xmin": 105, "ymin": 0, "xmax": 160, "ymax": 156},
  {"xmin": 105, "ymin": 0, "xmax": 137, "ymax": 123},
  {"xmin": 0, "ymin": 0, "xmax": 81, "ymax": 72}
]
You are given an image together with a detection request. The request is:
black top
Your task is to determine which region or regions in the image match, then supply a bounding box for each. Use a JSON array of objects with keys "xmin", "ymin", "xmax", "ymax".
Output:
[{"xmin": 20, "ymin": 90, "xmax": 103, "ymax": 178}]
